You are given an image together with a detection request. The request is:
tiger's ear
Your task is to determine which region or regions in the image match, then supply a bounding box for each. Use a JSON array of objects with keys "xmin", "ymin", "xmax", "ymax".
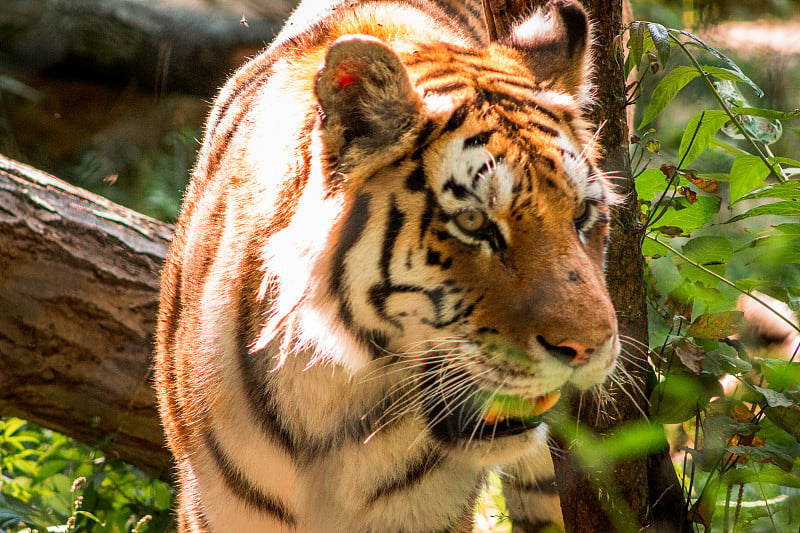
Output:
[
  {"xmin": 315, "ymin": 36, "xmax": 420, "ymax": 157},
  {"xmin": 500, "ymin": 0, "xmax": 592, "ymax": 98}
]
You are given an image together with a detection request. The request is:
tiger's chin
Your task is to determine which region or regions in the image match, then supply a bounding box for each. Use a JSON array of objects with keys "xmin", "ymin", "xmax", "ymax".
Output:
[{"xmin": 428, "ymin": 389, "xmax": 562, "ymax": 442}]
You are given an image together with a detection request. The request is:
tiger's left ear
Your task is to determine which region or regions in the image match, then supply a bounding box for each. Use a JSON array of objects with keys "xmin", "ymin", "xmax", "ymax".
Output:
[
  {"xmin": 315, "ymin": 36, "xmax": 421, "ymax": 161},
  {"xmin": 500, "ymin": 0, "xmax": 592, "ymax": 98}
]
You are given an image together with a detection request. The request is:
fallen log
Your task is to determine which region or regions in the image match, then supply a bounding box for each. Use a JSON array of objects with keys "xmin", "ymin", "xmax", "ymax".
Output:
[{"xmin": 0, "ymin": 154, "xmax": 172, "ymax": 477}]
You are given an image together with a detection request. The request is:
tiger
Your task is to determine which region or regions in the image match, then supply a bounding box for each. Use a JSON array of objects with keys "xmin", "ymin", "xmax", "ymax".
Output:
[{"xmin": 155, "ymin": 0, "xmax": 620, "ymax": 531}]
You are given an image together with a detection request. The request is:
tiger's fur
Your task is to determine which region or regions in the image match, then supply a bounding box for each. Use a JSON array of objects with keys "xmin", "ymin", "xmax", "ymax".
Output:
[{"xmin": 155, "ymin": 0, "xmax": 620, "ymax": 531}]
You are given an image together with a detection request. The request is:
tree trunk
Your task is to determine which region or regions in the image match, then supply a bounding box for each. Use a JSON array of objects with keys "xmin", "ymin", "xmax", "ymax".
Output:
[
  {"xmin": 552, "ymin": 1, "xmax": 687, "ymax": 531},
  {"xmin": 555, "ymin": 0, "xmax": 654, "ymax": 529},
  {"xmin": 0, "ymin": 154, "xmax": 172, "ymax": 478}
]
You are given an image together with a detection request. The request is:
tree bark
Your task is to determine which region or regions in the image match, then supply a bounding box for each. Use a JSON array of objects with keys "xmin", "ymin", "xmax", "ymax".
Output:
[
  {"xmin": 552, "ymin": 1, "xmax": 688, "ymax": 531},
  {"xmin": 554, "ymin": 0, "xmax": 654, "ymax": 529},
  {"xmin": 0, "ymin": 154, "xmax": 172, "ymax": 478},
  {"xmin": 0, "ymin": 0, "xmax": 286, "ymax": 95}
]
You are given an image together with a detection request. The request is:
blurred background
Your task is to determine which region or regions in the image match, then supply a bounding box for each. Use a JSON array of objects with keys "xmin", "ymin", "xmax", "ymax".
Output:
[{"xmin": 1, "ymin": 0, "xmax": 798, "ymax": 223}]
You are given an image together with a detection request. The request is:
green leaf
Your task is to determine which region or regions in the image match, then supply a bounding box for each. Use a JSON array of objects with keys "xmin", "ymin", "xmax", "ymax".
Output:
[
  {"xmin": 639, "ymin": 66, "xmax": 699, "ymax": 129},
  {"xmin": 730, "ymin": 155, "xmax": 773, "ymax": 203},
  {"xmin": 683, "ymin": 235, "xmax": 734, "ymax": 264},
  {"xmin": 734, "ymin": 277, "xmax": 769, "ymax": 291},
  {"xmin": 726, "ymin": 444, "xmax": 794, "ymax": 470},
  {"xmin": 721, "ymin": 464, "xmax": 800, "ymax": 487},
  {"xmin": 678, "ymin": 236, "xmax": 733, "ymax": 286},
  {"xmin": 744, "ymin": 179, "xmax": 800, "ymax": 201},
  {"xmin": 771, "ymin": 156, "xmax": 800, "ymax": 167},
  {"xmin": 675, "ymin": 29, "xmax": 764, "ymax": 96},
  {"xmin": 700, "ymin": 65, "xmax": 746, "ymax": 82},
  {"xmin": 759, "ymin": 359, "xmax": 800, "ymax": 390},
  {"xmin": 728, "ymin": 201, "xmax": 800, "ymax": 223},
  {"xmin": 763, "ymin": 404, "xmax": 800, "ymax": 441},
  {"xmin": 31, "ymin": 460, "xmax": 69, "ymax": 484},
  {"xmin": 709, "ymin": 137, "xmax": 750, "ymax": 157},
  {"xmin": 751, "ymin": 384, "xmax": 793, "ymax": 408},
  {"xmin": 646, "ymin": 22, "xmax": 671, "ymax": 67},
  {"xmin": 2, "ymin": 418, "xmax": 26, "ymax": 440},
  {"xmin": 599, "ymin": 420, "xmax": 667, "ymax": 461},
  {"xmin": 748, "ymin": 233, "xmax": 800, "ymax": 263},
  {"xmin": 642, "ymin": 237, "xmax": 670, "ymax": 258},
  {"xmin": 153, "ymin": 481, "xmax": 175, "ymax": 510},
  {"xmin": 719, "ymin": 353, "xmax": 752, "ymax": 373},
  {"xmin": 653, "ymin": 196, "xmax": 722, "ymax": 236},
  {"xmin": 650, "ymin": 372, "xmax": 712, "ymax": 423},
  {"xmin": 75, "ymin": 510, "xmax": 106, "ymax": 525},
  {"xmin": 775, "ymin": 223, "xmax": 800, "ymax": 234},
  {"xmin": 635, "ymin": 168, "xmax": 670, "ymax": 203},
  {"xmin": 628, "ymin": 22, "xmax": 644, "ymax": 69},
  {"xmin": 678, "ymin": 110, "xmax": 730, "ymax": 167},
  {"xmin": 732, "ymin": 106, "xmax": 800, "ymax": 120}
]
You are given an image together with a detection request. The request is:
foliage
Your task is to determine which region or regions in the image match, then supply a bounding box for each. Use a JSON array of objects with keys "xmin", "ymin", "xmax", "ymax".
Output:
[
  {"xmin": 622, "ymin": 19, "xmax": 800, "ymax": 532},
  {"xmin": 0, "ymin": 418, "xmax": 174, "ymax": 533}
]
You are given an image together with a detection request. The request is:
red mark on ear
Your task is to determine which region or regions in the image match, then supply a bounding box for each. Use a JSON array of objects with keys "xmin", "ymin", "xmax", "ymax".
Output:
[{"xmin": 334, "ymin": 63, "xmax": 359, "ymax": 89}]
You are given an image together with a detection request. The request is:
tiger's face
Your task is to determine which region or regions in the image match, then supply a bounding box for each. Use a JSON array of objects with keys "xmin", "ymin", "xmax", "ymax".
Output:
[{"xmin": 286, "ymin": 9, "xmax": 617, "ymax": 450}]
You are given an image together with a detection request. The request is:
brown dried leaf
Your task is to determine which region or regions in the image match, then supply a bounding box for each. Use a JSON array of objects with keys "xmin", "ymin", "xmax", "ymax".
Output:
[
  {"xmin": 660, "ymin": 164, "xmax": 678, "ymax": 180},
  {"xmin": 675, "ymin": 340, "xmax": 706, "ymax": 374},
  {"xmin": 687, "ymin": 311, "xmax": 743, "ymax": 339},
  {"xmin": 680, "ymin": 186, "xmax": 697, "ymax": 204},
  {"xmin": 684, "ymin": 172, "xmax": 719, "ymax": 194}
]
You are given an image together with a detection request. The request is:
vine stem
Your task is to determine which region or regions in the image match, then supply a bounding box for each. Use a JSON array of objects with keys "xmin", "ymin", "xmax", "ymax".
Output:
[
  {"xmin": 645, "ymin": 234, "xmax": 800, "ymax": 336},
  {"xmin": 669, "ymin": 34, "xmax": 788, "ymax": 183}
]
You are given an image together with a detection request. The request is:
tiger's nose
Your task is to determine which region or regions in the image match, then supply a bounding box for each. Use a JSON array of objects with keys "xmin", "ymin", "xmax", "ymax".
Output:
[{"xmin": 536, "ymin": 335, "xmax": 596, "ymax": 367}]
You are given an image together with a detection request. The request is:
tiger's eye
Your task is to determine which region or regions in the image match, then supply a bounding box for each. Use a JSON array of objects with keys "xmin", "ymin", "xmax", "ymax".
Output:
[
  {"xmin": 573, "ymin": 200, "xmax": 589, "ymax": 226},
  {"xmin": 454, "ymin": 209, "xmax": 487, "ymax": 234}
]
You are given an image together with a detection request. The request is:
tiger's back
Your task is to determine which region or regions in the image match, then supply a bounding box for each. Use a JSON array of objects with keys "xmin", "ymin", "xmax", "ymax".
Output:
[{"xmin": 156, "ymin": 1, "xmax": 620, "ymax": 531}]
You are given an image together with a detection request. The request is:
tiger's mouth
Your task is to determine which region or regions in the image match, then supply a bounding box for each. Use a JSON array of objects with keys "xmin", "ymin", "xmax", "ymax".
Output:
[{"xmin": 428, "ymin": 390, "xmax": 561, "ymax": 441}]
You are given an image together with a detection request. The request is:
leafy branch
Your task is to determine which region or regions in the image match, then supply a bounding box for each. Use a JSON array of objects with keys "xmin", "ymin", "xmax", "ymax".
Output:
[
  {"xmin": 645, "ymin": 235, "xmax": 800, "ymax": 337},
  {"xmin": 626, "ymin": 18, "xmax": 800, "ymax": 532}
]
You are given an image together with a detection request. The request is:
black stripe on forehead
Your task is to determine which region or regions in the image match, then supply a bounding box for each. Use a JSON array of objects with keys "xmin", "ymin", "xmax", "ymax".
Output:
[
  {"xmin": 429, "ymin": 1, "xmax": 476, "ymax": 42},
  {"xmin": 473, "ymin": 88, "xmax": 566, "ymax": 130},
  {"xmin": 417, "ymin": 67, "xmax": 462, "ymax": 84},
  {"xmin": 463, "ymin": 131, "xmax": 492, "ymax": 148},
  {"xmin": 331, "ymin": 193, "xmax": 371, "ymax": 296},
  {"xmin": 405, "ymin": 164, "xmax": 426, "ymax": 192},
  {"xmin": 441, "ymin": 103, "xmax": 470, "ymax": 134},
  {"xmin": 471, "ymin": 160, "xmax": 494, "ymax": 188},
  {"xmin": 493, "ymin": 77, "xmax": 539, "ymax": 93},
  {"xmin": 423, "ymin": 82, "xmax": 469, "ymax": 96},
  {"xmin": 442, "ymin": 178, "xmax": 481, "ymax": 202}
]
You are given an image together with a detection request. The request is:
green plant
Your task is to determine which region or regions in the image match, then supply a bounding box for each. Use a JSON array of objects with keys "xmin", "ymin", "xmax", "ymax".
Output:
[
  {"xmin": 623, "ymin": 20, "xmax": 800, "ymax": 532},
  {"xmin": 0, "ymin": 418, "xmax": 174, "ymax": 533}
]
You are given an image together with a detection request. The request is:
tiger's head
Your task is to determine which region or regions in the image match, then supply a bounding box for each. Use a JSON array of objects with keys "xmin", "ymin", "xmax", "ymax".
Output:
[{"xmin": 265, "ymin": 0, "xmax": 618, "ymax": 453}]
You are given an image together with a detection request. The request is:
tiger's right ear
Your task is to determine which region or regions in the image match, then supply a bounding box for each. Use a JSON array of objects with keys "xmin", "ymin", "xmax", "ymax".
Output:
[
  {"xmin": 499, "ymin": 0, "xmax": 592, "ymax": 98},
  {"xmin": 315, "ymin": 36, "xmax": 421, "ymax": 162}
]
